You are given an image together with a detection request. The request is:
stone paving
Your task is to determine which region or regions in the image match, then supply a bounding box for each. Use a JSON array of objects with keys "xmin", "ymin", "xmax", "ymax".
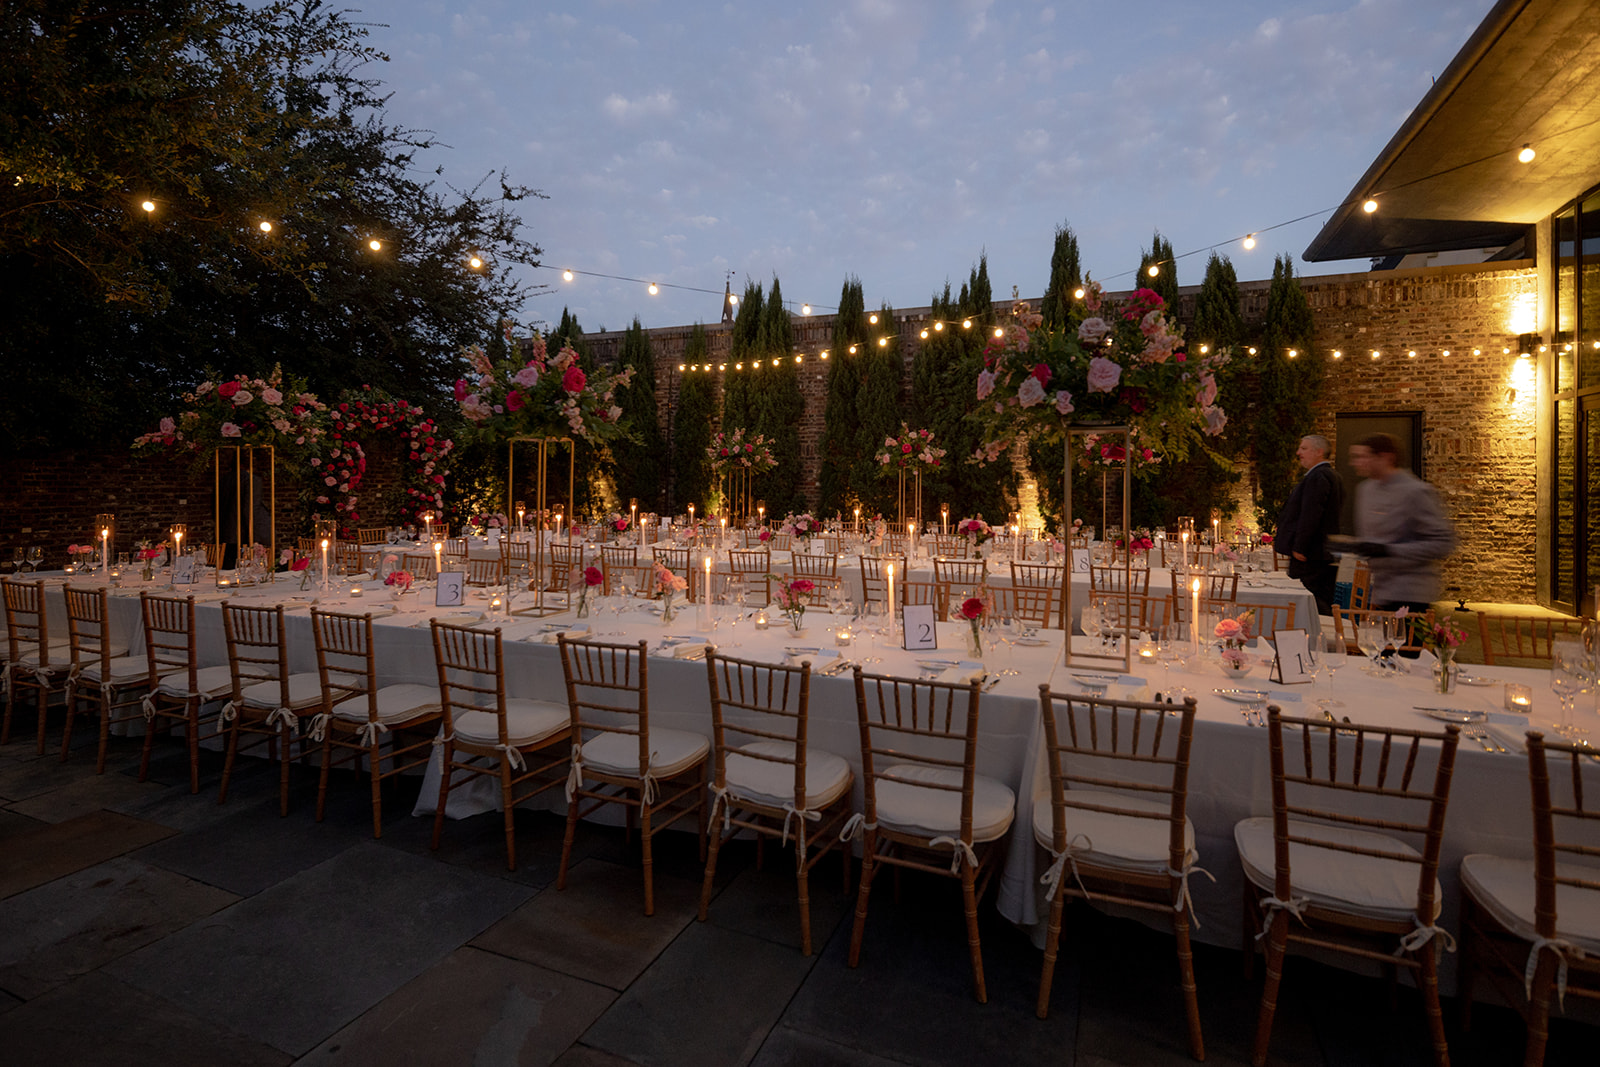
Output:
[{"xmin": 0, "ymin": 721, "xmax": 1580, "ymax": 1066}]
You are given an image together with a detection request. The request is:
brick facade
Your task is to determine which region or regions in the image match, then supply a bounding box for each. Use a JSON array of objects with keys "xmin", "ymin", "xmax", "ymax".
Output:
[{"xmin": 0, "ymin": 261, "xmax": 1542, "ymax": 603}]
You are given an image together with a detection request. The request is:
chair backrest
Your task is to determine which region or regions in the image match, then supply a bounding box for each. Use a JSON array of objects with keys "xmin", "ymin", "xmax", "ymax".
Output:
[
  {"xmin": 858, "ymin": 556, "xmax": 906, "ymax": 606},
  {"xmin": 63, "ymin": 585, "xmax": 116, "ymax": 674},
  {"xmin": 500, "ymin": 538, "xmax": 534, "ymax": 576},
  {"xmin": 900, "ymin": 580, "xmax": 942, "ymax": 613},
  {"xmin": 430, "ymin": 619, "xmax": 508, "ymax": 746},
  {"xmin": 1178, "ymin": 570, "xmax": 1237, "ymax": 601},
  {"xmin": 883, "ymin": 534, "xmax": 907, "ymax": 557},
  {"xmin": 1525, "ymin": 731, "xmax": 1600, "ymax": 944},
  {"xmin": 357, "ymin": 527, "xmax": 387, "ymax": 545},
  {"xmin": 600, "ymin": 544, "xmax": 639, "ymax": 569},
  {"xmin": 1090, "ymin": 591, "xmax": 1170, "ymax": 635},
  {"xmin": 1349, "ymin": 563, "xmax": 1372, "ymax": 609},
  {"xmin": 852, "ymin": 668, "xmax": 983, "ymax": 844},
  {"xmin": 603, "ymin": 562, "xmax": 653, "ymax": 598},
  {"xmin": 547, "ymin": 542, "xmax": 583, "ymax": 589},
  {"xmin": 768, "ymin": 532, "xmax": 793, "ymax": 552},
  {"xmin": 705, "ymin": 652, "xmax": 811, "ymax": 808},
  {"xmin": 989, "ymin": 584, "xmax": 1058, "ymax": 628},
  {"xmin": 439, "ymin": 537, "xmax": 464, "ymax": 560},
  {"xmin": 220, "ymin": 603, "xmax": 292, "ymax": 706},
  {"xmin": 1476, "ymin": 612, "xmax": 1588, "ymax": 666},
  {"xmin": 1090, "ymin": 564, "xmax": 1151, "ymax": 596},
  {"xmin": 1264, "ymin": 706, "xmax": 1460, "ymax": 924},
  {"xmin": 400, "ymin": 552, "xmax": 438, "ymax": 580},
  {"xmin": 821, "ymin": 535, "xmax": 842, "ymax": 556},
  {"xmin": 141, "ymin": 593, "xmax": 198, "ymax": 693},
  {"xmin": 790, "ymin": 553, "xmax": 839, "ymax": 582},
  {"xmin": 201, "ymin": 542, "xmax": 225, "ymax": 567},
  {"xmin": 1037, "ymin": 687, "xmax": 1199, "ymax": 870},
  {"xmin": 311, "ymin": 609, "xmax": 379, "ymax": 720},
  {"xmin": 930, "ymin": 535, "xmax": 970, "ymax": 559},
  {"xmin": 1169, "ymin": 592, "xmax": 1251, "ymax": 629},
  {"xmin": 934, "ymin": 559, "xmax": 987, "ymax": 588},
  {"xmin": 652, "ymin": 545, "xmax": 690, "ymax": 571},
  {"xmin": 1232, "ymin": 598, "xmax": 1296, "ymax": 639},
  {"xmin": 728, "ymin": 550, "xmax": 772, "ymax": 605},
  {"xmin": 558, "ymin": 637, "xmax": 651, "ymax": 768},
  {"xmin": 1332, "ymin": 606, "xmax": 1424, "ymax": 655},
  {"xmin": 464, "ymin": 557, "xmax": 503, "ymax": 587},
  {"xmin": 2, "ymin": 579, "xmax": 53, "ymax": 666},
  {"xmin": 337, "ymin": 541, "xmax": 363, "ymax": 575}
]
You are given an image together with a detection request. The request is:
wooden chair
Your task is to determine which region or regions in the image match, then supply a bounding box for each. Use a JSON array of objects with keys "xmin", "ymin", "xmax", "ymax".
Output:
[
  {"xmin": 931, "ymin": 535, "xmax": 970, "ymax": 559},
  {"xmin": 400, "ymin": 552, "xmax": 438, "ymax": 581},
  {"xmin": 218, "ymin": 603, "xmax": 326, "ymax": 816},
  {"xmin": 651, "ymin": 546, "xmax": 696, "ymax": 601},
  {"xmin": 309, "ymin": 609, "xmax": 442, "ymax": 838},
  {"xmin": 603, "ymin": 562, "xmax": 653, "ymax": 599},
  {"xmin": 699, "ymin": 652, "xmax": 854, "ymax": 955},
  {"xmin": 443, "ymin": 537, "xmax": 469, "ymax": 561},
  {"xmin": 1012, "ymin": 561, "xmax": 1066, "ymax": 629},
  {"xmin": 1459, "ymin": 732, "xmax": 1599, "ymax": 1067},
  {"xmin": 1178, "ymin": 569, "xmax": 1237, "ymax": 602},
  {"xmin": 1237, "ymin": 708, "xmax": 1461, "ymax": 1067},
  {"xmin": 847, "ymin": 668, "xmax": 1014, "ymax": 1002},
  {"xmin": 138, "ymin": 593, "xmax": 234, "ymax": 794},
  {"xmin": 1232, "ymin": 599, "xmax": 1297, "ymax": 639},
  {"xmin": 1475, "ymin": 612, "xmax": 1588, "ymax": 667},
  {"xmin": 858, "ymin": 555, "xmax": 905, "ymax": 608},
  {"xmin": 1350, "ymin": 563, "xmax": 1373, "ymax": 609},
  {"xmin": 556, "ymin": 637, "xmax": 709, "ymax": 915},
  {"xmin": 768, "ymin": 532, "xmax": 793, "ymax": 552},
  {"xmin": 789, "ymin": 552, "xmax": 842, "ymax": 596},
  {"xmin": 899, "ymin": 580, "xmax": 943, "ymax": 616},
  {"xmin": 429, "ymin": 620, "xmax": 570, "ymax": 870},
  {"xmin": 1090, "ymin": 591, "xmax": 1170, "ymax": 636},
  {"xmin": 500, "ymin": 538, "xmax": 534, "ymax": 580},
  {"xmin": 933, "ymin": 559, "xmax": 988, "ymax": 614},
  {"xmin": 821, "ymin": 535, "xmax": 843, "ymax": 556},
  {"xmin": 548, "ymin": 542, "xmax": 584, "ymax": 595},
  {"xmin": 1089, "ymin": 564, "xmax": 1151, "ymax": 597},
  {"xmin": 201, "ymin": 542, "xmax": 225, "ymax": 567},
  {"xmin": 883, "ymin": 534, "xmax": 908, "ymax": 558},
  {"xmin": 600, "ymin": 544, "xmax": 639, "ymax": 571},
  {"xmin": 2, "ymin": 579, "xmax": 72, "ymax": 753},
  {"xmin": 1035, "ymin": 687, "xmax": 1205, "ymax": 1058},
  {"xmin": 336, "ymin": 541, "xmax": 363, "ymax": 575},
  {"xmin": 357, "ymin": 527, "xmax": 387, "ymax": 545},
  {"xmin": 462, "ymin": 556, "xmax": 503, "ymax": 587},
  {"xmin": 1332, "ymin": 606, "xmax": 1424, "ymax": 657},
  {"xmin": 989, "ymin": 584, "xmax": 1058, "ymax": 629},
  {"xmin": 728, "ymin": 549, "xmax": 772, "ymax": 606},
  {"xmin": 60, "ymin": 585, "xmax": 148, "ymax": 771}
]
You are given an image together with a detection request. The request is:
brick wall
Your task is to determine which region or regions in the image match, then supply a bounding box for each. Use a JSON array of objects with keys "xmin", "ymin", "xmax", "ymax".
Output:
[{"xmin": 2, "ymin": 260, "xmax": 1543, "ymax": 601}]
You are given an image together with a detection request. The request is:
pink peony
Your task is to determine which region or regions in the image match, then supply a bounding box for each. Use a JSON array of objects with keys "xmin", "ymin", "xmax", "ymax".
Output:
[
  {"xmin": 1054, "ymin": 390, "xmax": 1075, "ymax": 415},
  {"xmin": 976, "ymin": 369, "xmax": 996, "ymax": 400},
  {"xmin": 511, "ymin": 364, "xmax": 540, "ymax": 388},
  {"xmin": 221, "ymin": 422, "xmax": 241, "ymax": 437},
  {"xmin": 1214, "ymin": 618, "xmax": 1242, "ymax": 640},
  {"xmin": 1086, "ymin": 357, "xmax": 1122, "ymax": 393},
  {"xmin": 1016, "ymin": 377, "xmax": 1046, "ymax": 408},
  {"xmin": 159, "ymin": 416, "xmax": 176, "ymax": 434},
  {"xmin": 260, "ymin": 387, "xmax": 283, "ymax": 405}
]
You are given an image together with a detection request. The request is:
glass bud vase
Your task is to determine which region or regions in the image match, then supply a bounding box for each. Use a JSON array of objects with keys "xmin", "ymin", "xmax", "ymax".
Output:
[{"xmin": 1433, "ymin": 649, "xmax": 1458, "ymax": 694}]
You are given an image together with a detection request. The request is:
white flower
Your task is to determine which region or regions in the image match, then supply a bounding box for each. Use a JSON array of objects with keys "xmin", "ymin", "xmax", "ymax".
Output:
[
  {"xmin": 1077, "ymin": 317, "xmax": 1111, "ymax": 343},
  {"xmin": 1054, "ymin": 390, "xmax": 1075, "ymax": 415},
  {"xmin": 231, "ymin": 390, "xmax": 253, "ymax": 405},
  {"xmin": 1086, "ymin": 356, "xmax": 1122, "ymax": 393},
  {"xmin": 1016, "ymin": 377, "xmax": 1046, "ymax": 408},
  {"xmin": 260, "ymin": 387, "xmax": 283, "ymax": 405}
]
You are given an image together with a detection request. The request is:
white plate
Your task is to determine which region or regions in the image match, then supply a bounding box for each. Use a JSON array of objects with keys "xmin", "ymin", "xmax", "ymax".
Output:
[
  {"xmin": 918, "ymin": 659, "xmax": 959, "ymax": 671},
  {"xmin": 786, "ymin": 647, "xmax": 821, "ymax": 657},
  {"xmin": 1455, "ymin": 674, "xmax": 1495, "ymax": 687},
  {"xmin": 1213, "ymin": 688, "xmax": 1270, "ymax": 703},
  {"xmin": 1071, "ymin": 672, "xmax": 1121, "ymax": 685},
  {"xmin": 1420, "ymin": 707, "xmax": 1487, "ymax": 724},
  {"xmin": 1016, "ymin": 637, "xmax": 1049, "ymax": 647}
]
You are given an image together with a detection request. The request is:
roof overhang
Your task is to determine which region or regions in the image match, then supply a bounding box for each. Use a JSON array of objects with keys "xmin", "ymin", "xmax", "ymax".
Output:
[{"xmin": 1304, "ymin": 0, "xmax": 1600, "ymax": 263}]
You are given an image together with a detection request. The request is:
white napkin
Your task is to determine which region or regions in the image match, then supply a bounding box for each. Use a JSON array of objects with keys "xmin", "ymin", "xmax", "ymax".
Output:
[
  {"xmin": 540, "ymin": 625, "xmax": 591, "ymax": 644},
  {"xmin": 938, "ymin": 661, "xmax": 987, "ymax": 684}
]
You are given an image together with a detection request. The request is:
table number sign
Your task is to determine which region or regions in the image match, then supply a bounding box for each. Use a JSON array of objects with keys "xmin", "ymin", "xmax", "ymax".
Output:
[
  {"xmin": 486, "ymin": 528, "xmax": 501, "ymax": 546},
  {"xmin": 435, "ymin": 571, "xmax": 466, "ymax": 608},
  {"xmin": 1070, "ymin": 548, "xmax": 1091, "ymax": 573},
  {"xmin": 171, "ymin": 556, "xmax": 197, "ymax": 585},
  {"xmin": 1269, "ymin": 629, "xmax": 1313, "ymax": 685},
  {"xmin": 901, "ymin": 604, "xmax": 939, "ymax": 651}
]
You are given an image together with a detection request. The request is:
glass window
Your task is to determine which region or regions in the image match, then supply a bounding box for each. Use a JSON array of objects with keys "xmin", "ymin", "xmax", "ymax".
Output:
[
  {"xmin": 1583, "ymin": 194, "xmax": 1600, "ymax": 389},
  {"xmin": 1555, "ymin": 399, "xmax": 1577, "ymax": 607},
  {"xmin": 1586, "ymin": 401, "xmax": 1600, "ymax": 615},
  {"xmin": 1556, "ymin": 207, "xmax": 1578, "ymax": 394}
]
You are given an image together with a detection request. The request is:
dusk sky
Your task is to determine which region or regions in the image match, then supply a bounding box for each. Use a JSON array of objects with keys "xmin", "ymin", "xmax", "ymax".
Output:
[{"xmin": 365, "ymin": 0, "xmax": 1493, "ymax": 333}]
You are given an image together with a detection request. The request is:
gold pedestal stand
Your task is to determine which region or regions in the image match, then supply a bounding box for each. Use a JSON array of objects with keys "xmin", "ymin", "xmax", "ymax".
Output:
[
  {"xmin": 213, "ymin": 445, "xmax": 275, "ymax": 587},
  {"xmin": 1062, "ymin": 426, "xmax": 1132, "ymax": 672},
  {"xmin": 508, "ymin": 436, "xmax": 574, "ymax": 618}
]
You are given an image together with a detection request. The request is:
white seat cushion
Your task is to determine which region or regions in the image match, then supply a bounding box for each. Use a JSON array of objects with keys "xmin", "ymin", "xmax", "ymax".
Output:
[
  {"xmin": 11, "ymin": 641, "xmax": 72, "ymax": 668},
  {"xmin": 452, "ymin": 698, "xmax": 568, "ymax": 749},
  {"xmin": 77, "ymin": 656, "xmax": 152, "ymax": 687},
  {"xmin": 724, "ymin": 740, "xmax": 852, "ymax": 810},
  {"xmin": 1032, "ymin": 789, "xmax": 1194, "ymax": 873},
  {"xmin": 582, "ymin": 727, "xmax": 709, "ymax": 780},
  {"xmin": 238, "ymin": 672, "xmax": 324, "ymax": 712},
  {"xmin": 1460, "ymin": 853, "xmax": 1600, "ymax": 955},
  {"xmin": 1235, "ymin": 816, "xmax": 1441, "ymax": 923},
  {"xmin": 156, "ymin": 664, "xmax": 234, "ymax": 701},
  {"xmin": 332, "ymin": 683, "xmax": 440, "ymax": 726},
  {"xmin": 874, "ymin": 764, "xmax": 1015, "ymax": 843}
]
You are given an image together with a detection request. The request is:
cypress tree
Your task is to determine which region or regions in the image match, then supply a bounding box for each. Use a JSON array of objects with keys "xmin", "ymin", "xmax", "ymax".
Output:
[
  {"xmin": 1138, "ymin": 231, "xmax": 1179, "ymax": 307},
  {"xmin": 610, "ymin": 317, "xmax": 665, "ymax": 511},
  {"xmin": 672, "ymin": 324, "xmax": 716, "ymax": 512},
  {"xmin": 1038, "ymin": 222, "xmax": 1082, "ymax": 331},
  {"xmin": 853, "ymin": 302, "xmax": 903, "ymax": 517},
  {"xmin": 721, "ymin": 279, "xmax": 763, "ymax": 430},
  {"xmin": 817, "ymin": 276, "xmax": 867, "ymax": 515},
  {"xmin": 1191, "ymin": 252, "xmax": 1244, "ymax": 352},
  {"xmin": 753, "ymin": 277, "xmax": 804, "ymax": 513},
  {"xmin": 1254, "ymin": 254, "xmax": 1321, "ymax": 527}
]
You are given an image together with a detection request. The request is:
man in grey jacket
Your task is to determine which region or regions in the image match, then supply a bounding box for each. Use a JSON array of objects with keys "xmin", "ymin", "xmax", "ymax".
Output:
[{"xmin": 1346, "ymin": 433, "xmax": 1456, "ymax": 613}]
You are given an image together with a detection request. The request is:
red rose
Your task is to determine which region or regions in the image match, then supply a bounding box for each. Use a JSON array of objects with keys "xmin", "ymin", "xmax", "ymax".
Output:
[
  {"xmin": 506, "ymin": 390, "xmax": 525, "ymax": 412},
  {"xmin": 290, "ymin": 556, "xmax": 310, "ymax": 572},
  {"xmin": 901, "ymin": 443, "xmax": 912, "ymax": 453},
  {"xmin": 453, "ymin": 379, "xmax": 467, "ymax": 402},
  {"xmin": 960, "ymin": 596, "xmax": 985, "ymax": 620},
  {"xmin": 791, "ymin": 579, "xmax": 814, "ymax": 594},
  {"xmin": 217, "ymin": 381, "xmax": 240, "ymax": 398},
  {"xmin": 584, "ymin": 566, "xmax": 604, "ymax": 586},
  {"xmin": 562, "ymin": 366, "xmax": 587, "ymax": 393},
  {"xmin": 1031, "ymin": 363, "xmax": 1052, "ymax": 385}
]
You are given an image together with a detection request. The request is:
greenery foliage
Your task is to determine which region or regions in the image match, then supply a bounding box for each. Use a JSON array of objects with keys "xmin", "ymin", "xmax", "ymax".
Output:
[
  {"xmin": 1038, "ymin": 223, "xmax": 1082, "ymax": 332},
  {"xmin": 852, "ymin": 303, "xmax": 905, "ymax": 517},
  {"xmin": 671, "ymin": 325, "xmax": 715, "ymax": 511},
  {"xmin": 817, "ymin": 277, "xmax": 867, "ymax": 515},
  {"xmin": 749, "ymin": 278, "xmax": 805, "ymax": 514},
  {"xmin": 1253, "ymin": 254, "xmax": 1321, "ymax": 528},
  {"xmin": 611, "ymin": 318, "xmax": 666, "ymax": 511},
  {"xmin": 1138, "ymin": 230, "xmax": 1179, "ymax": 307},
  {"xmin": 1191, "ymin": 253, "xmax": 1244, "ymax": 350}
]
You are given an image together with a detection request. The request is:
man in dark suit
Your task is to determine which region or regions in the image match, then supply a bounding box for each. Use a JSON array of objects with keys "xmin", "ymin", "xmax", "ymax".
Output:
[{"xmin": 1276, "ymin": 434, "xmax": 1342, "ymax": 616}]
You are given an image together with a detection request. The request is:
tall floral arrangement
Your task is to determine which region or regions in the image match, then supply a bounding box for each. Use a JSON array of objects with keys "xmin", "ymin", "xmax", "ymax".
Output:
[
  {"xmin": 875, "ymin": 424, "xmax": 946, "ymax": 472},
  {"xmin": 133, "ymin": 366, "xmax": 328, "ymax": 460},
  {"xmin": 333, "ymin": 387, "xmax": 453, "ymax": 526},
  {"xmin": 707, "ymin": 427, "xmax": 778, "ymax": 474},
  {"xmin": 971, "ymin": 291, "xmax": 1229, "ymax": 469},
  {"xmin": 454, "ymin": 325, "xmax": 635, "ymax": 444}
]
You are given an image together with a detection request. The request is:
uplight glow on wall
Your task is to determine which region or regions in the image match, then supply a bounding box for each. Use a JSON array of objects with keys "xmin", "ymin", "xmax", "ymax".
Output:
[{"xmin": 1507, "ymin": 292, "xmax": 1539, "ymax": 336}]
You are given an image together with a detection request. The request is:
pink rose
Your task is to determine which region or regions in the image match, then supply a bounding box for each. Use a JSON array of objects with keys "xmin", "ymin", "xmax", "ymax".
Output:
[
  {"xmin": 562, "ymin": 366, "xmax": 587, "ymax": 393},
  {"xmin": 260, "ymin": 387, "xmax": 283, "ymax": 405},
  {"xmin": 1203, "ymin": 406, "xmax": 1228, "ymax": 435},
  {"xmin": 1054, "ymin": 390, "xmax": 1074, "ymax": 415},
  {"xmin": 976, "ymin": 370, "xmax": 995, "ymax": 400},
  {"xmin": 1077, "ymin": 317, "xmax": 1111, "ymax": 344},
  {"xmin": 1016, "ymin": 377, "xmax": 1046, "ymax": 408},
  {"xmin": 1086, "ymin": 357, "xmax": 1122, "ymax": 393},
  {"xmin": 221, "ymin": 422, "xmax": 241, "ymax": 437},
  {"xmin": 511, "ymin": 364, "xmax": 540, "ymax": 388},
  {"xmin": 159, "ymin": 416, "xmax": 176, "ymax": 434},
  {"xmin": 231, "ymin": 390, "xmax": 253, "ymax": 405},
  {"xmin": 1214, "ymin": 618, "xmax": 1242, "ymax": 639}
]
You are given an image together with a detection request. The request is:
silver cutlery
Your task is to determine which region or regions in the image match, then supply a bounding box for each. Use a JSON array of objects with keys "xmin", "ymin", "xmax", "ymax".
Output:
[
  {"xmin": 984, "ymin": 674, "xmax": 1003, "ymax": 692},
  {"xmin": 1463, "ymin": 728, "xmax": 1504, "ymax": 753}
]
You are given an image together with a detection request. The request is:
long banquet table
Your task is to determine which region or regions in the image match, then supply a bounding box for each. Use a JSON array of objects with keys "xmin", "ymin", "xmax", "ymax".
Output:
[{"xmin": 23, "ymin": 570, "xmax": 1572, "ymax": 973}]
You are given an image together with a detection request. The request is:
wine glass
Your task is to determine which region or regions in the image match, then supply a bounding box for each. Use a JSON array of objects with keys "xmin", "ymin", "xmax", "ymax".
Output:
[
  {"xmin": 1550, "ymin": 638, "xmax": 1592, "ymax": 737},
  {"xmin": 1163, "ymin": 623, "xmax": 1194, "ymax": 698},
  {"xmin": 1356, "ymin": 619, "xmax": 1384, "ymax": 675},
  {"xmin": 26, "ymin": 546, "xmax": 43, "ymax": 572},
  {"xmin": 1081, "ymin": 602, "xmax": 1103, "ymax": 647},
  {"xmin": 1317, "ymin": 635, "xmax": 1348, "ymax": 709}
]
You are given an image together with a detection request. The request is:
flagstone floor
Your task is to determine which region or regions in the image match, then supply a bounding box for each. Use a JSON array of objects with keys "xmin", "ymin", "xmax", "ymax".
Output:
[{"xmin": 0, "ymin": 724, "xmax": 1583, "ymax": 1067}]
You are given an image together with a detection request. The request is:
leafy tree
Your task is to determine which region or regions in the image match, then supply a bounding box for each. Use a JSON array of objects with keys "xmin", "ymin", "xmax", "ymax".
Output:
[
  {"xmin": 1138, "ymin": 230, "xmax": 1179, "ymax": 307},
  {"xmin": 1191, "ymin": 252, "xmax": 1244, "ymax": 351},
  {"xmin": 1038, "ymin": 223, "xmax": 1082, "ymax": 332},
  {"xmin": 853, "ymin": 303, "xmax": 903, "ymax": 517},
  {"xmin": 817, "ymin": 276, "xmax": 867, "ymax": 515},
  {"xmin": 0, "ymin": 0, "xmax": 543, "ymax": 455},
  {"xmin": 1254, "ymin": 254, "xmax": 1322, "ymax": 527},
  {"xmin": 547, "ymin": 308, "xmax": 589, "ymax": 364},
  {"xmin": 721, "ymin": 279, "xmax": 763, "ymax": 431},
  {"xmin": 610, "ymin": 318, "xmax": 665, "ymax": 510},
  {"xmin": 751, "ymin": 277, "xmax": 804, "ymax": 513},
  {"xmin": 671, "ymin": 325, "xmax": 715, "ymax": 511}
]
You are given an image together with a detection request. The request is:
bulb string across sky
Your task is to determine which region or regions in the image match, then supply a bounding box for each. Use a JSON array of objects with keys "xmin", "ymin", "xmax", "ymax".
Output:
[{"xmin": 371, "ymin": 0, "xmax": 1493, "ymax": 332}]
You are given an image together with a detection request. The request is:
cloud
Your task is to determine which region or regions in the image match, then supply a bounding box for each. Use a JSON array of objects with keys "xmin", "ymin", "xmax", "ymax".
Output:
[{"xmin": 602, "ymin": 90, "xmax": 676, "ymax": 122}]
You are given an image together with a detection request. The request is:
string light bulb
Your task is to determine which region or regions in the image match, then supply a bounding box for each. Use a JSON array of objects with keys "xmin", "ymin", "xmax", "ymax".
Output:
[
  {"xmin": 1073, "ymin": 287, "xmax": 1085, "ymax": 300},
  {"xmin": 1247, "ymin": 347, "xmax": 1257, "ymax": 355},
  {"xmin": 1147, "ymin": 264, "xmax": 1160, "ymax": 277},
  {"xmin": 794, "ymin": 355, "xmax": 802, "ymax": 363},
  {"xmin": 848, "ymin": 345, "xmax": 857, "ymax": 354},
  {"xmin": 368, "ymin": 239, "xmax": 381, "ymax": 251},
  {"xmin": 820, "ymin": 351, "xmax": 829, "ymax": 359},
  {"xmin": 869, "ymin": 313, "xmax": 878, "ymax": 324},
  {"xmin": 1362, "ymin": 198, "xmax": 1378, "ymax": 214},
  {"xmin": 1199, "ymin": 344, "xmax": 1209, "ymax": 354},
  {"xmin": 802, "ymin": 304, "xmax": 811, "ymax": 315},
  {"xmin": 920, "ymin": 329, "xmax": 929, "ymax": 339},
  {"xmin": 729, "ymin": 294, "xmax": 738, "ymax": 305},
  {"xmin": 934, "ymin": 321, "xmax": 944, "ymax": 331},
  {"xmin": 563, "ymin": 269, "xmax": 574, "ymax": 282},
  {"xmin": 468, "ymin": 255, "xmax": 483, "ymax": 269},
  {"xmin": 962, "ymin": 319, "xmax": 972, "ymax": 329},
  {"xmin": 1408, "ymin": 350, "xmax": 1416, "ymax": 358},
  {"xmin": 993, "ymin": 327, "xmax": 1004, "ymax": 338},
  {"xmin": 1333, "ymin": 350, "xmax": 1343, "ymax": 359},
  {"xmin": 678, "ymin": 364, "xmax": 686, "ymax": 371},
  {"xmin": 1371, "ymin": 350, "xmax": 1381, "ymax": 359},
  {"xmin": 140, "ymin": 200, "xmax": 155, "ymax": 213},
  {"xmin": 878, "ymin": 337, "xmax": 888, "ymax": 347},
  {"xmin": 1242, "ymin": 234, "xmax": 1256, "ymax": 250},
  {"xmin": 258, "ymin": 220, "xmax": 273, "ymax": 233},
  {"xmin": 1518, "ymin": 143, "xmax": 1535, "ymax": 163},
  {"xmin": 648, "ymin": 282, "xmax": 658, "ymax": 295},
  {"xmin": 1288, "ymin": 349, "xmax": 1297, "ymax": 357}
]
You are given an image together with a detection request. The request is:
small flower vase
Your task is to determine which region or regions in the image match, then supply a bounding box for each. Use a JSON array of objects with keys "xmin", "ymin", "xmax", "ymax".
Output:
[
  {"xmin": 391, "ymin": 586, "xmax": 412, "ymax": 602},
  {"xmin": 1219, "ymin": 650, "xmax": 1251, "ymax": 680},
  {"xmin": 1433, "ymin": 650, "xmax": 1458, "ymax": 694},
  {"xmin": 787, "ymin": 613, "xmax": 807, "ymax": 638},
  {"xmin": 140, "ymin": 558, "xmax": 155, "ymax": 582},
  {"xmin": 966, "ymin": 622, "xmax": 984, "ymax": 660},
  {"xmin": 576, "ymin": 592, "xmax": 590, "ymax": 619},
  {"xmin": 661, "ymin": 594, "xmax": 676, "ymax": 625}
]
